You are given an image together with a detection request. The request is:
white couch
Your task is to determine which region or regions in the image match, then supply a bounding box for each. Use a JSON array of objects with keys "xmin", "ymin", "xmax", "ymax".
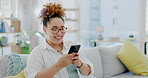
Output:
[
  {"xmin": 1, "ymin": 44, "xmax": 148, "ymax": 78},
  {"xmin": 83, "ymin": 44, "xmax": 148, "ymax": 78}
]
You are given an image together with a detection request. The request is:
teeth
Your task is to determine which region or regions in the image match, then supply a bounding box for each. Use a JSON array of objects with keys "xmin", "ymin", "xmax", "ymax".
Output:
[{"xmin": 55, "ymin": 37, "xmax": 61, "ymax": 39}]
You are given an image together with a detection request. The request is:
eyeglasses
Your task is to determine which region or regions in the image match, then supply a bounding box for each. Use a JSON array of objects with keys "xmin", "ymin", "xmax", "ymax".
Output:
[{"xmin": 48, "ymin": 27, "xmax": 67, "ymax": 34}]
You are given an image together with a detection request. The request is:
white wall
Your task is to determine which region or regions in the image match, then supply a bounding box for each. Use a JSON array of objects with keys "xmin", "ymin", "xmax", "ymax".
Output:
[
  {"xmin": 19, "ymin": 0, "xmax": 146, "ymax": 49},
  {"xmin": 100, "ymin": 0, "xmax": 146, "ymax": 50},
  {"xmin": 80, "ymin": 0, "xmax": 101, "ymax": 47},
  {"xmin": 19, "ymin": 0, "xmax": 39, "ymax": 49},
  {"xmin": 101, "ymin": 0, "xmax": 146, "ymax": 41}
]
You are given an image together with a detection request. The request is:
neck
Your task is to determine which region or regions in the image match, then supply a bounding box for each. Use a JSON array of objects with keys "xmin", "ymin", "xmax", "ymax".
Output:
[
  {"xmin": 47, "ymin": 40, "xmax": 63, "ymax": 54},
  {"xmin": 46, "ymin": 39, "xmax": 63, "ymax": 48}
]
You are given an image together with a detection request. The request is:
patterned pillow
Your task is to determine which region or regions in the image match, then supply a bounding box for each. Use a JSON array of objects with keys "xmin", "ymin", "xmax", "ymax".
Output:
[{"xmin": 4, "ymin": 53, "xmax": 25, "ymax": 76}]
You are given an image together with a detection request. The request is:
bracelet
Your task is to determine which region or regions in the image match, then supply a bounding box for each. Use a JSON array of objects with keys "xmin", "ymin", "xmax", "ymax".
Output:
[{"xmin": 77, "ymin": 62, "xmax": 83, "ymax": 68}]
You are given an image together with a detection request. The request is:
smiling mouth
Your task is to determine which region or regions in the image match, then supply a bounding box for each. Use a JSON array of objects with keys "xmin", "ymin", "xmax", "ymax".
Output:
[{"xmin": 54, "ymin": 36, "xmax": 63, "ymax": 40}]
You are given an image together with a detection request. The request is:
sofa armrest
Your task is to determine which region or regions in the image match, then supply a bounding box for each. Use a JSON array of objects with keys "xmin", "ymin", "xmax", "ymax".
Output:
[{"xmin": 0, "ymin": 56, "xmax": 8, "ymax": 78}]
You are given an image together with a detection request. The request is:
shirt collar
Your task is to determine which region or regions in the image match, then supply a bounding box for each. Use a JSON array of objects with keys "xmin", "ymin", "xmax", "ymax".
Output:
[{"xmin": 42, "ymin": 39, "xmax": 72, "ymax": 50}]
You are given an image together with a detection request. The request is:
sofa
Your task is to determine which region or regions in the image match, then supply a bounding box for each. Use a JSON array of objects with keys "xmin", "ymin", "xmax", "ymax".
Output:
[
  {"xmin": 0, "ymin": 43, "xmax": 148, "ymax": 78},
  {"xmin": 83, "ymin": 44, "xmax": 148, "ymax": 78}
]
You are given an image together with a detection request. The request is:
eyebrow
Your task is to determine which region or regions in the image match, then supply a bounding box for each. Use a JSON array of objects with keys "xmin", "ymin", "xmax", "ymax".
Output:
[{"xmin": 52, "ymin": 26, "xmax": 65, "ymax": 28}]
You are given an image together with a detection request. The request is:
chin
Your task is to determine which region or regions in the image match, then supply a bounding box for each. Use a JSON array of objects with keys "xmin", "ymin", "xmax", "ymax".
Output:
[{"xmin": 53, "ymin": 40, "xmax": 63, "ymax": 44}]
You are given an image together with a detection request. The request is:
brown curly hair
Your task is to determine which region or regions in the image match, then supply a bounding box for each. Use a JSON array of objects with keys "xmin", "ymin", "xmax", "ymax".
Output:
[{"xmin": 38, "ymin": 3, "xmax": 65, "ymax": 27}]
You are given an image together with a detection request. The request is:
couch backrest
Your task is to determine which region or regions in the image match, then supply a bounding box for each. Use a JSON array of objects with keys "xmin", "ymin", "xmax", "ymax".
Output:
[
  {"xmin": 83, "ymin": 47, "xmax": 103, "ymax": 78},
  {"xmin": 99, "ymin": 44, "xmax": 128, "ymax": 78}
]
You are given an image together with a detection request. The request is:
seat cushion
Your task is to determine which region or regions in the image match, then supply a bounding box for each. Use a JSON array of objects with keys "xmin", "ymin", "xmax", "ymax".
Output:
[
  {"xmin": 83, "ymin": 47, "xmax": 103, "ymax": 78},
  {"xmin": 117, "ymin": 39, "xmax": 148, "ymax": 76},
  {"xmin": 99, "ymin": 44, "xmax": 127, "ymax": 78},
  {"xmin": 110, "ymin": 72, "xmax": 148, "ymax": 78}
]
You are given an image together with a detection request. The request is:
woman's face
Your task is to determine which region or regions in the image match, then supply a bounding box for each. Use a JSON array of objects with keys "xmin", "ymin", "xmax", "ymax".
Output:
[{"xmin": 43, "ymin": 17, "xmax": 66, "ymax": 44}]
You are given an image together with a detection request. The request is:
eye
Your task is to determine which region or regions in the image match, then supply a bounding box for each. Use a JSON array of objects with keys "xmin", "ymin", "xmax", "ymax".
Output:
[
  {"xmin": 61, "ymin": 28, "xmax": 64, "ymax": 30},
  {"xmin": 51, "ymin": 28, "xmax": 58, "ymax": 31}
]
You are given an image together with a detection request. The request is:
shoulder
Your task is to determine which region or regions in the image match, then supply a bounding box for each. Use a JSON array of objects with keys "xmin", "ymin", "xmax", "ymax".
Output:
[{"xmin": 29, "ymin": 44, "xmax": 45, "ymax": 56}]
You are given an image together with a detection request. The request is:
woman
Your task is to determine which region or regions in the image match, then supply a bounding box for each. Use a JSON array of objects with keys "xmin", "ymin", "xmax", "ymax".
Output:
[{"xmin": 24, "ymin": 3, "xmax": 95, "ymax": 78}]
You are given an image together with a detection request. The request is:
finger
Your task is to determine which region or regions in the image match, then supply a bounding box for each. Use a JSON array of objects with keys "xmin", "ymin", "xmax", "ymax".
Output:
[
  {"xmin": 68, "ymin": 53, "xmax": 74, "ymax": 58},
  {"xmin": 72, "ymin": 60, "xmax": 79, "ymax": 65},
  {"xmin": 72, "ymin": 53, "xmax": 79, "ymax": 55},
  {"xmin": 68, "ymin": 59, "xmax": 73, "ymax": 64},
  {"xmin": 71, "ymin": 57, "xmax": 79, "ymax": 60},
  {"xmin": 68, "ymin": 54, "xmax": 76, "ymax": 61}
]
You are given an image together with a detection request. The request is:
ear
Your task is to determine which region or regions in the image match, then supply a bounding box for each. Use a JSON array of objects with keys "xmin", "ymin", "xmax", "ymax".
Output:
[{"xmin": 43, "ymin": 27, "xmax": 47, "ymax": 34}]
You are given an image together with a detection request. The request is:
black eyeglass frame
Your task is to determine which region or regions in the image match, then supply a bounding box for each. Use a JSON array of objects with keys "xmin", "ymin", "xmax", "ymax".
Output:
[{"xmin": 49, "ymin": 27, "xmax": 67, "ymax": 34}]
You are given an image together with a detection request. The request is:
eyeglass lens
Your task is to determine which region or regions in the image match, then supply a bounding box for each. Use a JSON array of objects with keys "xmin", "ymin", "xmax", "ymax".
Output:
[{"xmin": 51, "ymin": 27, "xmax": 67, "ymax": 34}]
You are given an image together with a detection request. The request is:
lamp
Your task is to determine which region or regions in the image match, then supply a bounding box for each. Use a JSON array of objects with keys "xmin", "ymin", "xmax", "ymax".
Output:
[{"xmin": 96, "ymin": 26, "xmax": 104, "ymax": 40}]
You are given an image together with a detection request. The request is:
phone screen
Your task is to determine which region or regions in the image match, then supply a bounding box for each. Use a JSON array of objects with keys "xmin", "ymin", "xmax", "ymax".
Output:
[{"xmin": 68, "ymin": 45, "xmax": 81, "ymax": 54}]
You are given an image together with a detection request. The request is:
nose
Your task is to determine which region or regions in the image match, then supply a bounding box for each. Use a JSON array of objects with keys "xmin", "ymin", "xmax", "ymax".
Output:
[{"xmin": 56, "ymin": 30, "xmax": 63, "ymax": 35}]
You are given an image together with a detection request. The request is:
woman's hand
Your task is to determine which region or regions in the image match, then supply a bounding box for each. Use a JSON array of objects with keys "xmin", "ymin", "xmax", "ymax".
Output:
[
  {"xmin": 70, "ymin": 53, "xmax": 91, "ymax": 75},
  {"xmin": 56, "ymin": 54, "xmax": 73, "ymax": 69},
  {"xmin": 70, "ymin": 53, "xmax": 82, "ymax": 67},
  {"xmin": 56, "ymin": 53, "xmax": 82, "ymax": 69}
]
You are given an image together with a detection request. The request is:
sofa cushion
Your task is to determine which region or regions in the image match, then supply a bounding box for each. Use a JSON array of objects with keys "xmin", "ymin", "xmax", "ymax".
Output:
[
  {"xmin": 5, "ymin": 53, "xmax": 25, "ymax": 76},
  {"xmin": 110, "ymin": 72, "xmax": 148, "ymax": 78},
  {"xmin": 19, "ymin": 54, "xmax": 28, "ymax": 68},
  {"xmin": 99, "ymin": 44, "xmax": 127, "ymax": 78},
  {"xmin": 111, "ymin": 72, "xmax": 148, "ymax": 78},
  {"xmin": 83, "ymin": 47, "xmax": 103, "ymax": 78},
  {"xmin": 117, "ymin": 39, "xmax": 148, "ymax": 76}
]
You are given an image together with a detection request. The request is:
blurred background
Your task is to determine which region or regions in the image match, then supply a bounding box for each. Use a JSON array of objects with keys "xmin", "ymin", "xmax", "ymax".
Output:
[{"xmin": 0, "ymin": 0, "xmax": 147, "ymax": 54}]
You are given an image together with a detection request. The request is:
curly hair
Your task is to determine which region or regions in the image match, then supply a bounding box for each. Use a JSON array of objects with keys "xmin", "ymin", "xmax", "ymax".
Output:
[{"xmin": 38, "ymin": 3, "xmax": 65, "ymax": 27}]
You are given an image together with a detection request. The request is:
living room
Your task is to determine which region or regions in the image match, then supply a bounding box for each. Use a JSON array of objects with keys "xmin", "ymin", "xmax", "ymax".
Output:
[{"xmin": 0, "ymin": 0, "xmax": 148, "ymax": 78}]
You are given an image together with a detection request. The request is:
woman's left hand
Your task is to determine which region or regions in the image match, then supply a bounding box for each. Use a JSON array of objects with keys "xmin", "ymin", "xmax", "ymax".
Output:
[
  {"xmin": 70, "ymin": 53, "xmax": 91, "ymax": 76},
  {"xmin": 70, "ymin": 53, "xmax": 82, "ymax": 67}
]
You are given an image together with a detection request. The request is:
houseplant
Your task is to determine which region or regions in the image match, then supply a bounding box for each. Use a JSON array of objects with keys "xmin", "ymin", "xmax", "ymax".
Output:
[
  {"xmin": 15, "ymin": 31, "xmax": 45, "ymax": 54},
  {"xmin": 15, "ymin": 31, "xmax": 30, "ymax": 54}
]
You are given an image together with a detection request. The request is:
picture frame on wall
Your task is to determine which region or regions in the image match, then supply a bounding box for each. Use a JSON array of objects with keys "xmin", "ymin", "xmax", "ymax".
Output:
[{"xmin": 0, "ymin": 0, "xmax": 11, "ymax": 10}]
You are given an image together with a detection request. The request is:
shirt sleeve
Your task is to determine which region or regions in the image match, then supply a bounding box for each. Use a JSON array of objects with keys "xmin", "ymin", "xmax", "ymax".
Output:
[
  {"xmin": 24, "ymin": 47, "xmax": 44, "ymax": 78},
  {"xmin": 77, "ymin": 50, "xmax": 96, "ymax": 78}
]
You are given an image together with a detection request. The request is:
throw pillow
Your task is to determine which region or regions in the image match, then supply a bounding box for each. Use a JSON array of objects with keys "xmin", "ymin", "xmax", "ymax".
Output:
[
  {"xmin": 99, "ymin": 44, "xmax": 127, "ymax": 78},
  {"xmin": 5, "ymin": 53, "xmax": 25, "ymax": 76},
  {"xmin": 117, "ymin": 39, "xmax": 148, "ymax": 76},
  {"xmin": 15, "ymin": 70, "xmax": 25, "ymax": 78},
  {"xmin": 4, "ymin": 70, "xmax": 25, "ymax": 78}
]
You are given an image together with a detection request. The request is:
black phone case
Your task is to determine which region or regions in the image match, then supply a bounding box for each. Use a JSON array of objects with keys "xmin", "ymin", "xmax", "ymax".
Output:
[{"xmin": 68, "ymin": 45, "xmax": 81, "ymax": 54}]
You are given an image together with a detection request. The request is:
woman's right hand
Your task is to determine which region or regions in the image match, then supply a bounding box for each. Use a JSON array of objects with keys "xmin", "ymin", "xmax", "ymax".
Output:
[{"xmin": 56, "ymin": 54, "xmax": 73, "ymax": 69}]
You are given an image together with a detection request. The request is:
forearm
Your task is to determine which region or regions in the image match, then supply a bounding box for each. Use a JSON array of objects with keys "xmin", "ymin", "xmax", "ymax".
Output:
[
  {"xmin": 35, "ymin": 62, "xmax": 62, "ymax": 78},
  {"xmin": 78, "ymin": 63, "xmax": 91, "ymax": 76}
]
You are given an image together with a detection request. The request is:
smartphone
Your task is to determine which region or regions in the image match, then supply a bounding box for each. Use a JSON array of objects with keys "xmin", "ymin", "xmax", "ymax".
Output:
[{"xmin": 68, "ymin": 45, "xmax": 81, "ymax": 54}]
